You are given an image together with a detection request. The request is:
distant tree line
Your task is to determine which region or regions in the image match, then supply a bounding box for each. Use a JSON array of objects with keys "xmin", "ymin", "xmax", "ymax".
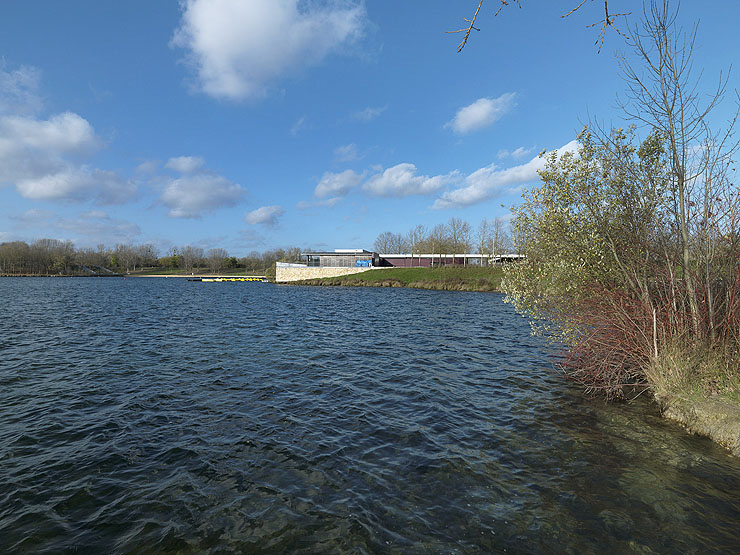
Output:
[
  {"xmin": 1, "ymin": 219, "xmax": 512, "ymax": 275},
  {"xmin": 158, "ymin": 246, "xmax": 303, "ymax": 277},
  {"xmin": 373, "ymin": 217, "xmax": 512, "ymax": 259},
  {"xmin": 0, "ymin": 239, "xmax": 303, "ymax": 276}
]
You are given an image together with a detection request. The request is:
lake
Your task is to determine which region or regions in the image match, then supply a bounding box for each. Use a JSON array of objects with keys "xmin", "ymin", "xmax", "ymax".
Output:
[{"xmin": 1, "ymin": 278, "xmax": 739, "ymax": 553}]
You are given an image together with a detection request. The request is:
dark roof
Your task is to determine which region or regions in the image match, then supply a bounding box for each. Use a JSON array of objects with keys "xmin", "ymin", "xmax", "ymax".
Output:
[{"xmin": 300, "ymin": 250, "xmax": 375, "ymax": 256}]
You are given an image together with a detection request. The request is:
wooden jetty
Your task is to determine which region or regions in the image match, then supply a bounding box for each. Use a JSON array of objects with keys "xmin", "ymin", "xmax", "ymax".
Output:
[{"xmin": 187, "ymin": 276, "xmax": 266, "ymax": 282}]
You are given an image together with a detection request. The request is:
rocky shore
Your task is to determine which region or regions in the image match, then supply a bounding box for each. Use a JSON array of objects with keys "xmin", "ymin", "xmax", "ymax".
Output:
[{"xmin": 655, "ymin": 394, "xmax": 740, "ymax": 456}]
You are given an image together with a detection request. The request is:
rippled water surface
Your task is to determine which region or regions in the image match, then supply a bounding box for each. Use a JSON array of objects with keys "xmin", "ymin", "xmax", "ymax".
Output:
[{"xmin": 2, "ymin": 277, "xmax": 740, "ymax": 553}]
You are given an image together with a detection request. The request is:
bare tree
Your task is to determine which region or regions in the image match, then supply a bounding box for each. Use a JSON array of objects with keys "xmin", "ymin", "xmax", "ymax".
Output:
[
  {"xmin": 136, "ymin": 244, "xmax": 158, "ymax": 268},
  {"xmin": 180, "ymin": 245, "xmax": 204, "ymax": 274},
  {"xmin": 207, "ymin": 248, "xmax": 229, "ymax": 273},
  {"xmin": 425, "ymin": 224, "xmax": 450, "ymax": 266},
  {"xmin": 28, "ymin": 239, "xmax": 74, "ymax": 274},
  {"xmin": 406, "ymin": 224, "xmax": 427, "ymax": 266},
  {"xmin": 491, "ymin": 216, "xmax": 512, "ymax": 257},
  {"xmin": 281, "ymin": 247, "xmax": 302, "ymax": 263},
  {"xmin": 0, "ymin": 241, "xmax": 30, "ymax": 274},
  {"xmin": 614, "ymin": 0, "xmax": 740, "ymax": 338},
  {"xmin": 477, "ymin": 219, "xmax": 491, "ymax": 258},
  {"xmin": 374, "ymin": 231, "xmax": 396, "ymax": 254},
  {"xmin": 241, "ymin": 251, "xmax": 262, "ymax": 273},
  {"xmin": 388, "ymin": 233, "xmax": 409, "ymax": 254},
  {"xmin": 113, "ymin": 244, "xmax": 138, "ymax": 273},
  {"xmin": 448, "ymin": 217, "xmax": 472, "ymax": 261}
]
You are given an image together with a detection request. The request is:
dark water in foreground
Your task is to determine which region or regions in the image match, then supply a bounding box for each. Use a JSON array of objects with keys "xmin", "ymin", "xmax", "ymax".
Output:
[{"xmin": 1, "ymin": 278, "xmax": 740, "ymax": 553}]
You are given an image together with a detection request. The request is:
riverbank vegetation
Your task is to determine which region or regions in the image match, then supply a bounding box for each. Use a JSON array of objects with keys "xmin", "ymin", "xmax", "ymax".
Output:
[
  {"xmin": 502, "ymin": 0, "xmax": 740, "ymax": 426},
  {"xmin": 294, "ymin": 266, "xmax": 505, "ymax": 292}
]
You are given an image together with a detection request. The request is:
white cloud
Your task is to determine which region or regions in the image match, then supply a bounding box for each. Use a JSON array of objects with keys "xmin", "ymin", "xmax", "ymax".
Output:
[
  {"xmin": 56, "ymin": 211, "xmax": 141, "ymax": 244},
  {"xmin": 0, "ymin": 67, "xmax": 136, "ymax": 206},
  {"xmin": 88, "ymin": 82, "xmax": 113, "ymax": 104},
  {"xmin": 432, "ymin": 140, "xmax": 579, "ymax": 209},
  {"xmin": 0, "ymin": 112, "xmax": 136, "ymax": 205},
  {"xmin": 135, "ymin": 160, "xmax": 160, "ymax": 175},
  {"xmin": 351, "ymin": 105, "xmax": 386, "ymax": 122},
  {"xmin": 314, "ymin": 169, "xmax": 362, "ymax": 199},
  {"xmin": 160, "ymin": 173, "xmax": 245, "ymax": 218},
  {"xmin": 155, "ymin": 155, "xmax": 246, "ymax": 218},
  {"xmin": 15, "ymin": 167, "xmax": 136, "ymax": 204},
  {"xmin": 446, "ymin": 93, "xmax": 516, "ymax": 135},
  {"xmin": 244, "ymin": 205, "xmax": 284, "ymax": 226},
  {"xmin": 9, "ymin": 208, "xmax": 55, "ymax": 224},
  {"xmin": 0, "ymin": 64, "xmax": 42, "ymax": 114},
  {"xmin": 363, "ymin": 163, "xmax": 456, "ymax": 197},
  {"xmin": 172, "ymin": 0, "xmax": 366, "ymax": 100},
  {"xmin": 81, "ymin": 210, "xmax": 108, "ymax": 219},
  {"xmin": 334, "ymin": 143, "xmax": 360, "ymax": 162},
  {"xmin": 239, "ymin": 228, "xmax": 265, "ymax": 247},
  {"xmin": 497, "ymin": 146, "xmax": 533, "ymax": 160},
  {"xmin": 165, "ymin": 155, "xmax": 204, "ymax": 173},
  {"xmin": 296, "ymin": 197, "xmax": 343, "ymax": 210},
  {"xmin": 7, "ymin": 208, "xmax": 141, "ymax": 246},
  {"xmin": 0, "ymin": 112, "xmax": 97, "ymax": 158},
  {"xmin": 290, "ymin": 116, "xmax": 306, "ymax": 136}
]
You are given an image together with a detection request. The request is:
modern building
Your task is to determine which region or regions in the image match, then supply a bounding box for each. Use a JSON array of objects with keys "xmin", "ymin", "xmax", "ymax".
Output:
[
  {"xmin": 275, "ymin": 249, "xmax": 381, "ymax": 282},
  {"xmin": 377, "ymin": 253, "xmax": 523, "ymax": 267},
  {"xmin": 378, "ymin": 253, "xmax": 485, "ymax": 267},
  {"xmin": 302, "ymin": 249, "xmax": 379, "ymax": 268}
]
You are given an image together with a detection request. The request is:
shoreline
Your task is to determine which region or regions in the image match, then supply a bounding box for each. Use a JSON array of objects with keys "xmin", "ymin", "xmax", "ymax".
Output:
[
  {"xmin": 289, "ymin": 277, "xmax": 500, "ymax": 292},
  {"xmin": 0, "ymin": 273, "xmax": 124, "ymax": 278},
  {"xmin": 655, "ymin": 393, "xmax": 740, "ymax": 456},
  {"xmin": 0, "ymin": 273, "xmax": 264, "ymax": 279},
  {"xmin": 127, "ymin": 274, "xmax": 265, "ymax": 278}
]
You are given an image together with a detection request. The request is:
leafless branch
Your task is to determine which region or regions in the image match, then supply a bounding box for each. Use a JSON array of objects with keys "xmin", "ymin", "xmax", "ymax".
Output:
[
  {"xmin": 587, "ymin": 1, "xmax": 631, "ymax": 52},
  {"xmin": 494, "ymin": 0, "xmax": 522, "ymax": 16},
  {"xmin": 562, "ymin": 0, "xmax": 590, "ymax": 19},
  {"xmin": 451, "ymin": 0, "xmax": 629, "ymax": 53},
  {"xmin": 446, "ymin": 0, "xmax": 485, "ymax": 53}
]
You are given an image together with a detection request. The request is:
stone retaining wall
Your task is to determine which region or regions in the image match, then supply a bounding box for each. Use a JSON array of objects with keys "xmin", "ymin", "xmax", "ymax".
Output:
[{"xmin": 275, "ymin": 265, "xmax": 375, "ymax": 283}]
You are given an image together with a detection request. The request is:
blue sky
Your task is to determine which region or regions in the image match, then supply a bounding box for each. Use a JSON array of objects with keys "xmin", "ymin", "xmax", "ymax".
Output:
[{"xmin": 0, "ymin": 1, "xmax": 738, "ymax": 256}]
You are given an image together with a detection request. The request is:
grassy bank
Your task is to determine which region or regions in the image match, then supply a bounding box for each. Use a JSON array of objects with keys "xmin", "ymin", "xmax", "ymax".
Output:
[
  {"xmin": 647, "ymin": 345, "xmax": 740, "ymax": 456},
  {"xmin": 293, "ymin": 266, "xmax": 504, "ymax": 292}
]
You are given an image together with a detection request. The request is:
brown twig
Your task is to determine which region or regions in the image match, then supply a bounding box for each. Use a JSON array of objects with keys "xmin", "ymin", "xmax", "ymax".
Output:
[
  {"xmin": 446, "ymin": 0, "xmax": 485, "ymax": 53},
  {"xmin": 494, "ymin": 0, "xmax": 521, "ymax": 16},
  {"xmin": 562, "ymin": 0, "xmax": 590, "ymax": 19},
  {"xmin": 587, "ymin": 1, "xmax": 631, "ymax": 53},
  {"xmin": 451, "ymin": 0, "xmax": 629, "ymax": 53}
]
